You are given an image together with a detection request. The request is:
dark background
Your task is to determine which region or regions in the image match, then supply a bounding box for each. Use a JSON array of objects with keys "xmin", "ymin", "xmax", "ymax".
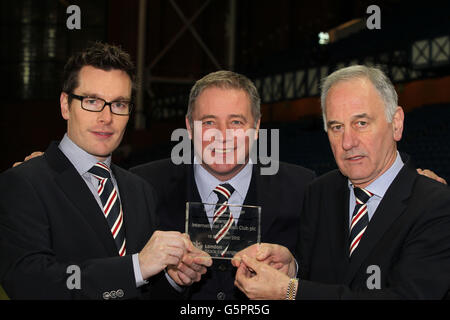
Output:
[{"xmin": 1, "ymin": 0, "xmax": 450, "ymax": 180}]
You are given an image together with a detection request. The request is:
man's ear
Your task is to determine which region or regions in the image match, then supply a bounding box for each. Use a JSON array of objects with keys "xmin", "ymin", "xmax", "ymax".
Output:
[
  {"xmin": 392, "ymin": 106, "xmax": 404, "ymax": 142},
  {"xmin": 185, "ymin": 117, "xmax": 193, "ymax": 140},
  {"xmin": 254, "ymin": 118, "xmax": 261, "ymax": 140},
  {"xmin": 60, "ymin": 92, "xmax": 70, "ymax": 120}
]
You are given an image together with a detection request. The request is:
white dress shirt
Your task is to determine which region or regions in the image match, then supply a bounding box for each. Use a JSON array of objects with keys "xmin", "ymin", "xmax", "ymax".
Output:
[
  {"xmin": 194, "ymin": 156, "xmax": 253, "ymax": 225},
  {"xmin": 348, "ymin": 151, "xmax": 404, "ymax": 227}
]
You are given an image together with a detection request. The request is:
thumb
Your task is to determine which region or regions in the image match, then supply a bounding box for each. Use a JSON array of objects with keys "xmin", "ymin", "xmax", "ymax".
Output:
[
  {"xmin": 256, "ymin": 244, "xmax": 271, "ymax": 261},
  {"xmin": 182, "ymin": 233, "xmax": 194, "ymax": 252},
  {"xmin": 242, "ymin": 254, "xmax": 261, "ymax": 273},
  {"xmin": 231, "ymin": 255, "xmax": 241, "ymax": 268}
]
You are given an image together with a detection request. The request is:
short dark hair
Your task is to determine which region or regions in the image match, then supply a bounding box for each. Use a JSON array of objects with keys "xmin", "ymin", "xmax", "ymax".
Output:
[
  {"xmin": 62, "ymin": 42, "xmax": 136, "ymax": 102},
  {"xmin": 186, "ymin": 70, "xmax": 261, "ymax": 128}
]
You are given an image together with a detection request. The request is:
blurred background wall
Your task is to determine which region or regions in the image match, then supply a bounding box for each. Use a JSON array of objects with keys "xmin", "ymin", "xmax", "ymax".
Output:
[{"xmin": 1, "ymin": 0, "xmax": 450, "ymax": 179}]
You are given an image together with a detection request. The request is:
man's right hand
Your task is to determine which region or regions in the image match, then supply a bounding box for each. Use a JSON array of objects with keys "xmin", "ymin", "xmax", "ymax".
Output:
[
  {"xmin": 167, "ymin": 238, "xmax": 212, "ymax": 286},
  {"xmin": 232, "ymin": 243, "xmax": 297, "ymax": 278},
  {"xmin": 12, "ymin": 151, "xmax": 44, "ymax": 167},
  {"xmin": 138, "ymin": 230, "xmax": 189, "ymax": 280}
]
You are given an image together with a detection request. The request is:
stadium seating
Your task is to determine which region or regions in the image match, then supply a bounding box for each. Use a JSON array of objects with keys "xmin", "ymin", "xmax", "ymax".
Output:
[{"xmin": 123, "ymin": 103, "xmax": 450, "ymax": 181}]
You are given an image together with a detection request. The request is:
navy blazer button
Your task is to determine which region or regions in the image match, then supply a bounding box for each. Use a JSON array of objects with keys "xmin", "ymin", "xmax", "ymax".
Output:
[{"xmin": 218, "ymin": 264, "xmax": 227, "ymax": 272}]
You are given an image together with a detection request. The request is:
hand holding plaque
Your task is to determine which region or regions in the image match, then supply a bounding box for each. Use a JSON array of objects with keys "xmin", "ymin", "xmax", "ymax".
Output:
[{"xmin": 186, "ymin": 202, "xmax": 261, "ymax": 259}]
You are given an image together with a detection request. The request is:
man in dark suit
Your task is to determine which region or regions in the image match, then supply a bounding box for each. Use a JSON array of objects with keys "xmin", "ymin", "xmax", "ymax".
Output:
[
  {"xmin": 233, "ymin": 65, "xmax": 450, "ymax": 299},
  {"xmin": 131, "ymin": 71, "xmax": 316, "ymax": 300},
  {"xmin": 0, "ymin": 42, "xmax": 210, "ymax": 299}
]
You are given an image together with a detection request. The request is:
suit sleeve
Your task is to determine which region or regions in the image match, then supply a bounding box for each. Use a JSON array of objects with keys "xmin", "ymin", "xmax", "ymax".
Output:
[
  {"xmin": 295, "ymin": 184, "xmax": 318, "ymax": 282},
  {"xmin": 137, "ymin": 177, "xmax": 187, "ymax": 300},
  {"xmin": 0, "ymin": 169, "xmax": 142, "ymax": 300}
]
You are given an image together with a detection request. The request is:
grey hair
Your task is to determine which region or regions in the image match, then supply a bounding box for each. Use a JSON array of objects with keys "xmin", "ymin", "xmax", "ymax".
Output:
[
  {"xmin": 186, "ymin": 70, "xmax": 261, "ymax": 127},
  {"xmin": 320, "ymin": 65, "xmax": 398, "ymax": 131}
]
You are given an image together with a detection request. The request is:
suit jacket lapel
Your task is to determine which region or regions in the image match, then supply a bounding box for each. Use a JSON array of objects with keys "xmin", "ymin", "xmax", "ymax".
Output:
[
  {"xmin": 45, "ymin": 142, "xmax": 118, "ymax": 256},
  {"xmin": 185, "ymin": 164, "xmax": 211, "ymax": 229},
  {"xmin": 343, "ymin": 159, "xmax": 416, "ymax": 284},
  {"xmin": 244, "ymin": 164, "xmax": 276, "ymax": 241},
  {"xmin": 186, "ymin": 164, "xmax": 202, "ymax": 203},
  {"xmin": 229, "ymin": 167, "xmax": 260, "ymax": 252},
  {"xmin": 112, "ymin": 165, "xmax": 140, "ymax": 253},
  {"xmin": 242, "ymin": 164, "xmax": 258, "ymax": 206},
  {"xmin": 327, "ymin": 174, "xmax": 351, "ymax": 281}
]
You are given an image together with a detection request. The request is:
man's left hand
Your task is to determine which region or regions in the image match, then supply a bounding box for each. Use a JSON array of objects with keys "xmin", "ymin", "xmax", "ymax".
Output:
[
  {"xmin": 232, "ymin": 243, "xmax": 296, "ymax": 278},
  {"xmin": 234, "ymin": 254, "xmax": 290, "ymax": 300},
  {"xmin": 417, "ymin": 168, "xmax": 447, "ymax": 185}
]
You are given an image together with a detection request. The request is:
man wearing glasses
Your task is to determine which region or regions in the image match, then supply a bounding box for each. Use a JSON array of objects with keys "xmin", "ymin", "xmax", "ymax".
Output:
[{"xmin": 0, "ymin": 42, "xmax": 211, "ymax": 299}]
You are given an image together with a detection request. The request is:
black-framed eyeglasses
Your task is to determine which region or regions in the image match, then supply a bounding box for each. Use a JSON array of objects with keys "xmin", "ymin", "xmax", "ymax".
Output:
[{"xmin": 68, "ymin": 93, "xmax": 133, "ymax": 116}]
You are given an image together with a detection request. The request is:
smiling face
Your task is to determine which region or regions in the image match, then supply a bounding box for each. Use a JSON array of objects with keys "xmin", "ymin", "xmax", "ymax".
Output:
[
  {"xmin": 325, "ymin": 77, "xmax": 404, "ymax": 188},
  {"xmin": 60, "ymin": 65, "xmax": 131, "ymax": 161},
  {"xmin": 186, "ymin": 86, "xmax": 260, "ymax": 181}
]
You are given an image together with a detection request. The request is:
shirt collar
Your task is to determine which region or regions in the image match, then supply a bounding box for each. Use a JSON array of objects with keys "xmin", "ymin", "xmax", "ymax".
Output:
[
  {"xmin": 348, "ymin": 151, "xmax": 404, "ymax": 198},
  {"xmin": 194, "ymin": 155, "xmax": 253, "ymax": 202},
  {"xmin": 58, "ymin": 133, "xmax": 112, "ymax": 176}
]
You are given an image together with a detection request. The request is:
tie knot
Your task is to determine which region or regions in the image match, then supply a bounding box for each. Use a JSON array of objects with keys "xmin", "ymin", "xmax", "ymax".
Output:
[
  {"xmin": 88, "ymin": 162, "xmax": 111, "ymax": 179},
  {"xmin": 213, "ymin": 183, "xmax": 235, "ymax": 203},
  {"xmin": 354, "ymin": 187, "xmax": 373, "ymax": 205}
]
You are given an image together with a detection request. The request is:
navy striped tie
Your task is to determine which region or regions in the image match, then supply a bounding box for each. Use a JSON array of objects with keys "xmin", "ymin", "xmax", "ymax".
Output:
[
  {"xmin": 89, "ymin": 162, "xmax": 126, "ymax": 256},
  {"xmin": 212, "ymin": 183, "xmax": 235, "ymax": 257},
  {"xmin": 349, "ymin": 187, "xmax": 373, "ymax": 257}
]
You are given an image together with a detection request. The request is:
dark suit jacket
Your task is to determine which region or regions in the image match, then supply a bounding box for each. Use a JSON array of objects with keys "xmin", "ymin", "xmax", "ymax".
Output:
[
  {"xmin": 131, "ymin": 158, "xmax": 316, "ymax": 300},
  {"xmin": 297, "ymin": 155, "xmax": 450, "ymax": 299},
  {"xmin": 0, "ymin": 142, "xmax": 176, "ymax": 300}
]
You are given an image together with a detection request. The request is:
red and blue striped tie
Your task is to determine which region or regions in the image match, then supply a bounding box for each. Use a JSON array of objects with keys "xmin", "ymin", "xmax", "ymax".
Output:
[
  {"xmin": 212, "ymin": 183, "xmax": 235, "ymax": 257},
  {"xmin": 349, "ymin": 187, "xmax": 373, "ymax": 257},
  {"xmin": 89, "ymin": 162, "xmax": 126, "ymax": 256}
]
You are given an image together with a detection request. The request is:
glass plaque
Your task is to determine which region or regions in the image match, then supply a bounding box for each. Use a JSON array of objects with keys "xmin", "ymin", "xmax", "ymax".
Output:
[{"xmin": 186, "ymin": 202, "xmax": 261, "ymax": 259}]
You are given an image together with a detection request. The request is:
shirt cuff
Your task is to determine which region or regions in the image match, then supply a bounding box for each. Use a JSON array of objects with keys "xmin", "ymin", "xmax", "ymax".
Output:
[
  {"xmin": 164, "ymin": 269, "xmax": 185, "ymax": 293},
  {"xmin": 132, "ymin": 253, "xmax": 149, "ymax": 288}
]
